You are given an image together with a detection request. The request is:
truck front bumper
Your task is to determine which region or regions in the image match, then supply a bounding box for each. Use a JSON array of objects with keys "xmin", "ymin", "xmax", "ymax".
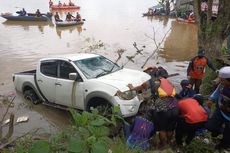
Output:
[{"xmin": 113, "ymin": 96, "xmax": 143, "ymax": 118}]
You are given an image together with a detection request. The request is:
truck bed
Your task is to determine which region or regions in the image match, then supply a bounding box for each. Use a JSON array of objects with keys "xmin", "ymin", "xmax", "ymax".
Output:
[{"xmin": 14, "ymin": 69, "xmax": 36, "ymax": 75}]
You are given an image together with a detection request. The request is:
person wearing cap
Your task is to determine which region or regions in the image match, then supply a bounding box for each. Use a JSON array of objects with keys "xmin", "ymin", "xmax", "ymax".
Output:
[
  {"xmin": 206, "ymin": 66, "xmax": 230, "ymax": 150},
  {"xmin": 175, "ymin": 94, "xmax": 208, "ymax": 146},
  {"xmin": 128, "ymin": 66, "xmax": 178, "ymax": 148},
  {"xmin": 177, "ymin": 79, "xmax": 196, "ymax": 99},
  {"xmin": 142, "ymin": 66, "xmax": 178, "ymax": 148},
  {"xmin": 187, "ymin": 47, "xmax": 216, "ymax": 94}
]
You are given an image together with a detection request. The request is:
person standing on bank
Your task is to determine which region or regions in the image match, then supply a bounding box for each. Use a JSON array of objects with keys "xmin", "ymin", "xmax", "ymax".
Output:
[
  {"xmin": 206, "ymin": 66, "xmax": 230, "ymax": 150},
  {"xmin": 187, "ymin": 47, "xmax": 216, "ymax": 93}
]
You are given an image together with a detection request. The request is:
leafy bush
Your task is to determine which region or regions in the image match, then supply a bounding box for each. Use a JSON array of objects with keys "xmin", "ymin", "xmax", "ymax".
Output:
[{"xmin": 182, "ymin": 139, "xmax": 215, "ymax": 153}]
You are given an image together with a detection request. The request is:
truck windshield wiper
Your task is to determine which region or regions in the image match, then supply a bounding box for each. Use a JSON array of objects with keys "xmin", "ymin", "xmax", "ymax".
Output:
[{"xmin": 95, "ymin": 71, "xmax": 107, "ymax": 78}]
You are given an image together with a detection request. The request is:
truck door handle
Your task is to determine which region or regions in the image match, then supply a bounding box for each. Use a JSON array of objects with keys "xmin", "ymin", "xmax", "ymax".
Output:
[
  {"xmin": 37, "ymin": 79, "xmax": 43, "ymax": 82},
  {"xmin": 55, "ymin": 82, "xmax": 62, "ymax": 86}
]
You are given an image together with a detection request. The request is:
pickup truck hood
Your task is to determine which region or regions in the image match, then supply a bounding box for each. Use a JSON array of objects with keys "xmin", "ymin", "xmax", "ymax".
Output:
[{"xmin": 95, "ymin": 68, "xmax": 151, "ymax": 92}]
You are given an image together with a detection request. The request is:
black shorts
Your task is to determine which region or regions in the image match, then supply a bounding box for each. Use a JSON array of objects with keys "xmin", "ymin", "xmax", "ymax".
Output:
[{"xmin": 154, "ymin": 107, "xmax": 179, "ymax": 131}]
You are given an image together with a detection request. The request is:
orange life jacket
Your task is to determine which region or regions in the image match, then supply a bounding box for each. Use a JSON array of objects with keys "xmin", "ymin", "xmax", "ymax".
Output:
[
  {"xmin": 158, "ymin": 78, "xmax": 176, "ymax": 97},
  {"xmin": 178, "ymin": 98, "xmax": 208, "ymax": 124},
  {"xmin": 189, "ymin": 57, "xmax": 207, "ymax": 79}
]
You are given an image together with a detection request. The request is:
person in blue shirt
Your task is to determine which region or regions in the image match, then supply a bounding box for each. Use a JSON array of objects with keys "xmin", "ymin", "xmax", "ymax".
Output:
[
  {"xmin": 206, "ymin": 66, "xmax": 230, "ymax": 150},
  {"xmin": 177, "ymin": 79, "xmax": 196, "ymax": 99}
]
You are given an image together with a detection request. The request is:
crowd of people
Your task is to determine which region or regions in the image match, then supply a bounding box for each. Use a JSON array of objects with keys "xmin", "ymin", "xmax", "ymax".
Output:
[
  {"xmin": 54, "ymin": 12, "xmax": 81, "ymax": 22},
  {"xmin": 124, "ymin": 48, "xmax": 230, "ymax": 152},
  {"xmin": 16, "ymin": 8, "xmax": 42, "ymax": 17},
  {"xmin": 49, "ymin": 0, "xmax": 75, "ymax": 7}
]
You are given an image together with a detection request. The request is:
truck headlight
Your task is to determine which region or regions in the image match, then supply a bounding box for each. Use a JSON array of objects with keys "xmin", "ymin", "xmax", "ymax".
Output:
[{"xmin": 115, "ymin": 90, "xmax": 136, "ymax": 100}]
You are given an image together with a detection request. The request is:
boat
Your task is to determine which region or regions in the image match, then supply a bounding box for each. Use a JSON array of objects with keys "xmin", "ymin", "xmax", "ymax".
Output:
[
  {"xmin": 50, "ymin": 5, "xmax": 80, "ymax": 10},
  {"xmin": 55, "ymin": 20, "xmax": 84, "ymax": 27},
  {"xmin": 1, "ymin": 12, "xmax": 52, "ymax": 22},
  {"xmin": 142, "ymin": 12, "xmax": 166, "ymax": 17},
  {"xmin": 176, "ymin": 17, "xmax": 196, "ymax": 24}
]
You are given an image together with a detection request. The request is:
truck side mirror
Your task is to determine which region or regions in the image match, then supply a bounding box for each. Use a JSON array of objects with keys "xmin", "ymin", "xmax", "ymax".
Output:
[{"xmin": 69, "ymin": 73, "xmax": 78, "ymax": 80}]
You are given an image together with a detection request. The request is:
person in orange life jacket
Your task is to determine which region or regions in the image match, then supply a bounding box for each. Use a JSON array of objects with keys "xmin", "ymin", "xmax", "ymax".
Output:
[
  {"xmin": 206, "ymin": 66, "xmax": 230, "ymax": 150},
  {"xmin": 187, "ymin": 48, "xmax": 216, "ymax": 94},
  {"xmin": 175, "ymin": 94, "xmax": 208, "ymax": 146},
  {"xmin": 134, "ymin": 66, "xmax": 178, "ymax": 148}
]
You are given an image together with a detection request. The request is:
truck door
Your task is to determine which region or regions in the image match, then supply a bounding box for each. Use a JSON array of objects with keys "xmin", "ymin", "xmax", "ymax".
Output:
[
  {"xmin": 55, "ymin": 60, "xmax": 85, "ymax": 109},
  {"xmin": 37, "ymin": 60, "xmax": 57, "ymax": 103}
]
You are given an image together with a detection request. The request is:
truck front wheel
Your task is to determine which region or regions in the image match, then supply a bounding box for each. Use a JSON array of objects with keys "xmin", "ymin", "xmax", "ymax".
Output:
[
  {"xmin": 24, "ymin": 90, "xmax": 40, "ymax": 105},
  {"xmin": 87, "ymin": 98, "xmax": 112, "ymax": 116}
]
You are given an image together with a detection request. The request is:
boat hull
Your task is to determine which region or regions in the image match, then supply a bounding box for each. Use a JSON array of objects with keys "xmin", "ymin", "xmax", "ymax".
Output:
[
  {"xmin": 56, "ymin": 21, "xmax": 84, "ymax": 27},
  {"xmin": 176, "ymin": 17, "xmax": 196, "ymax": 24},
  {"xmin": 1, "ymin": 14, "xmax": 52, "ymax": 22}
]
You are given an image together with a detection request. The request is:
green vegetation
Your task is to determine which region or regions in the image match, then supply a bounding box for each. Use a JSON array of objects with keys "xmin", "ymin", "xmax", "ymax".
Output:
[{"xmin": 2, "ymin": 107, "xmax": 142, "ymax": 153}]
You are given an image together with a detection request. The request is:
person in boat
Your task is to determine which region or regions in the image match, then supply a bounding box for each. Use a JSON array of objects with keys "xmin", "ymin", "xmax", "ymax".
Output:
[
  {"xmin": 17, "ymin": 8, "xmax": 27, "ymax": 16},
  {"xmin": 75, "ymin": 12, "xmax": 81, "ymax": 22},
  {"xmin": 49, "ymin": 0, "xmax": 53, "ymax": 8},
  {"xmin": 187, "ymin": 47, "xmax": 216, "ymax": 94},
  {"xmin": 66, "ymin": 12, "xmax": 75, "ymax": 21},
  {"xmin": 35, "ymin": 9, "xmax": 42, "ymax": 17},
  {"xmin": 147, "ymin": 8, "xmax": 153, "ymax": 15},
  {"xmin": 63, "ymin": 2, "xmax": 67, "ymax": 6},
  {"xmin": 54, "ymin": 12, "xmax": 63, "ymax": 22},
  {"xmin": 188, "ymin": 11, "xmax": 195, "ymax": 21},
  {"xmin": 58, "ymin": 1, "xmax": 62, "ymax": 6},
  {"xmin": 69, "ymin": 0, "xmax": 75, "ymax": 6}
]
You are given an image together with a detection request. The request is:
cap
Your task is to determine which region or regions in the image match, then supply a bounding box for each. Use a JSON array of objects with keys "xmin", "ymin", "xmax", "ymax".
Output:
[
  {"xmin": 198, "ymin": 48, "xmax": 205, "ymax": 56},
  {"xmin": 180, "ymin": 79, "xmax": 189, "ymax": 87},
  {"xmin": 219, "ymin": 66, "xmax": 230, "ymax": 79}
]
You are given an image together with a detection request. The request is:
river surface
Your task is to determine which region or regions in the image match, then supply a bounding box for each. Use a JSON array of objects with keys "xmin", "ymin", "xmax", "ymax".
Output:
[{"xmin": 0, "ymin": 0, "xmax": 197, "ymax": 137}]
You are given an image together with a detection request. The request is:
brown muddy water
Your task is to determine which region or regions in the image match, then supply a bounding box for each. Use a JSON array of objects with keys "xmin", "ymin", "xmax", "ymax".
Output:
[{"xmin": 0, "ymin": 0, "xmax": 197, "ymax": 138}]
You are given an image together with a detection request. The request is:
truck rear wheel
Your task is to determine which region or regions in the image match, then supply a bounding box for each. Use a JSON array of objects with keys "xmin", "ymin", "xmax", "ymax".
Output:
[{"xmin": 24, "ymin": 90, "xmax": 40, "ymax": 105}]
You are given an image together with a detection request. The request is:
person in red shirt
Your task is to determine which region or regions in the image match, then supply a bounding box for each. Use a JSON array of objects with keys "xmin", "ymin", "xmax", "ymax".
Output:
[{"xmin": 175, "ymin": 94, "xmax": 208, "ymax": 146}]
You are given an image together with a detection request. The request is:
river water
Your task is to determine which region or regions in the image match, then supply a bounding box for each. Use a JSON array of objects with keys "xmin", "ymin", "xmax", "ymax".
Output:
[{"xmin": 0, "ymin": 0, "xmax": 197, "ymax": 137}]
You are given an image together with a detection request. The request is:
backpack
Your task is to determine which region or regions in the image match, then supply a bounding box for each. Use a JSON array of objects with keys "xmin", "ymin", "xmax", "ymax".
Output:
[{"xmin": 126, "ymin": 116, "xmax": 154, "ymax": 150}]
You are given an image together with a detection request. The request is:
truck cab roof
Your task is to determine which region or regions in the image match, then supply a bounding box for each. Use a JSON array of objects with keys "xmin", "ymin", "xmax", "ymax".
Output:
[{"xmin": 40, "ymin": 53, "xmax": 100, "ymax": 62}]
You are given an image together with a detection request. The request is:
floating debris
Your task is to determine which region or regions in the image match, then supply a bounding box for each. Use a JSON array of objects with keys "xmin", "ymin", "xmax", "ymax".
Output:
[{"xmin": 16, "ymin": 116, "xmax": 29, "ymax": 123}]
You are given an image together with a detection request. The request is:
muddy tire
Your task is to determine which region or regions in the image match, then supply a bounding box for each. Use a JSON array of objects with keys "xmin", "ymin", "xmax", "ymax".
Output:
[
  {"xmin": 24, "ymin": 90, "xmax": 40, "ymax": 105},
  {"xmin": 87, "ymin": 99, "xmax": 112, "ymax": 116}
]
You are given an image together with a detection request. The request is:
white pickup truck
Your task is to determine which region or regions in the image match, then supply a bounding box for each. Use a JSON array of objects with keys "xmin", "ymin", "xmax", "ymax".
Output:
[{"xmin": 13, "ymin": 53, "xmax": 151, "ymax": 117}]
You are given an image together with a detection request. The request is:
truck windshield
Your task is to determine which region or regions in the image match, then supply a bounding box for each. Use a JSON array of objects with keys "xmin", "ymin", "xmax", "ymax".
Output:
[{"xmin": 73, "ymin": 55, "xmax": 121, "ymax": 79}]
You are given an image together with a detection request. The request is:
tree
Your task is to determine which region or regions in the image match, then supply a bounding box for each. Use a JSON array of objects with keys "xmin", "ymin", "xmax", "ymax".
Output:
[{"xmin": 193, "ymin": 0, "xmax": 230, "ymax": 58}]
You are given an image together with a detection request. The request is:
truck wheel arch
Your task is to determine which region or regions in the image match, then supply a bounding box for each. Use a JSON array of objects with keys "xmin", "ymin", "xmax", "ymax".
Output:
[
  {"xmin": 22, "ymin": 82, "xmax": 41, "ymax": 104},
  {"xmin": 85, "ymin": 91, "xmax": 113, "ymax": 111}
]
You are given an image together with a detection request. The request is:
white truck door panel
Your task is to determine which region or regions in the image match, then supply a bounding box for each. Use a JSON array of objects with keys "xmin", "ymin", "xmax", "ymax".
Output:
[
  {"xmin": 55, "ymin": 79, "xmax": 85, "ymax": 109},
  {"xmin": 37, "ymin": 60, "xmax": 57, "ymax": 103},
  {"xmin": 55, "ymin": 60, "xmax": 85, "ymax": 109}
]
